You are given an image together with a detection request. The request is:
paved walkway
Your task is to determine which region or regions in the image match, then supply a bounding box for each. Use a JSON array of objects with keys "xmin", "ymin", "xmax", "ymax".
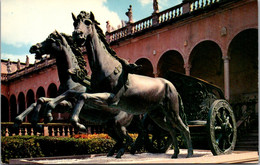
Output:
[{"xmin": 10, "ymin": 149, "xmax": 259, "ymax": 164}]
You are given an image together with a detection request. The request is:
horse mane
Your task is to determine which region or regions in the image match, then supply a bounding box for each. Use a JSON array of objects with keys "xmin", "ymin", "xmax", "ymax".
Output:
[
  {"xmin": 94, "ymin": 24, "xmax": 117, "ymax": 56},
  {"xmin": 60, "ymin": 33, "xmax": 90, "ymax": 81},
  {"xmin": 75, "ymin": 11, "xmax": 117, "ymax": 58}
]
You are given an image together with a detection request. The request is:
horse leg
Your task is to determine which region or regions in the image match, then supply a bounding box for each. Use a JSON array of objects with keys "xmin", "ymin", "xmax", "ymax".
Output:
[
  {"xmin": 30, "ymin": 97, "xmax": 55, "ymax": 133},
  {"xmin": 14, "ymin": 103, "xmax": 36, "ymax": 126},
  {"xmin": 44, "ymin": 89, "xmax": 83, "ymax": 123},
  {"xmin": 174, "ymin": 116, "xmax": 193, "ymax": 158},
  {"xmin": 106, "ymin": 123, "xmax": 122, "ymax": 157},
  {"xmin": 164, "ymin": 84, "xmax": 193, "ymax": 158},
  {"xmin": 129, "ymin": 115, "xmax": 147, "ymax": 154},
  {"xmin": 168, "ymin": 128, "xmax": 179, "ymax": 158},
  {"xmin": 70, "ymin": 92, "xmax": 115, "ymax": 131},
  {"xmin": 148, "ymin": 110, "xmax": 175, "ymax": 154},
  {"xmin": 114, "ymin": 125, "xmax": 133, "ymax": 158},
  {"xmin": 12, "ymin": 103, "xmax": 37, "ymax": 134}
]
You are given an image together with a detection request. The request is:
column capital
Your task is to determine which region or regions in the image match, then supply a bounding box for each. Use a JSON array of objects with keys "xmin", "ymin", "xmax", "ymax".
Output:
[
  {"xmin": 184, "ymin": 63, "xmax": 192, "ymax": 69},
  {"xmin": 184, "ymin": 63, "xmax": 192, "ymax": 76},
  {"xmin": 222, "ymin": 56, "xmax": 231, "ymax": 61}
]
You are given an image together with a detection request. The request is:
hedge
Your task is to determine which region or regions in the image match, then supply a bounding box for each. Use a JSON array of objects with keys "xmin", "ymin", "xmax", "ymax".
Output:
[{"xmin": 1, "ymin": 135, "xmax": 115, "ymax": 163}]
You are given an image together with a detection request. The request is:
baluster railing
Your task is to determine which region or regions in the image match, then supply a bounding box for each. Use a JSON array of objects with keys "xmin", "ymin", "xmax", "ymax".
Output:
[
  {"xmin": 158, "ymin": 4, "xmax": 183, "ymax": 24},
  {"xmin": 1, "ymin": 122, "xmax": 105, "ymax": 137},
  {"xmin": 105, "ymin": 0, "xmax": 227, "ymax": 42}
]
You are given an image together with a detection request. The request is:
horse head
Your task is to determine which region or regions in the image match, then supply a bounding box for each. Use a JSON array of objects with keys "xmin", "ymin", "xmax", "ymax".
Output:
[
  {"xmin": 30, "ymin": 31, "xmax": 74, "ymax": 60},
  {"xmin": 30, "ymin": 31, "xmax": 89, "ymax": 90},
  {"xmin": 72, "ymin": 11, "xmax": 100, "ymax": 47}
]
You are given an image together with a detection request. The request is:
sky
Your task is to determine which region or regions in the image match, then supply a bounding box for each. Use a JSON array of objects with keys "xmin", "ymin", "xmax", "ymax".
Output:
[{"xmin": 1, "ymin": 0, "xmax": 182, "ymax": 63}]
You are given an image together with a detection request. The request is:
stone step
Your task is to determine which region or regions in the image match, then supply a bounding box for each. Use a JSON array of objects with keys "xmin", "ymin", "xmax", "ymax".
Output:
[
  {"xmin": 235, "ymin": 128, "xmax": 258, "ymax": 151},
  {"xmin": 239, "ymin": 136, "xmax": 258, "ymax": 141},
  {"xmin": 235, "ymin": 146, "xmax": 259, "ymax": 151},
  {"xmin": 236, "ymin": 141, "xmax": 258, "ymax": 145}
]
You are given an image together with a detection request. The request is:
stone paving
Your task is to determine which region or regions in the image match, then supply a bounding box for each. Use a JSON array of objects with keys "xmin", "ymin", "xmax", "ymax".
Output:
[{"xmin": 9, "ymin": 149, "xmax": 259, "ymax": 164}]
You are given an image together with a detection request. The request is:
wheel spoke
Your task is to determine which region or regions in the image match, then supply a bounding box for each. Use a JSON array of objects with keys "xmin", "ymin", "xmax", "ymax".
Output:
[
  {"xmin": 214, "ymin": 126, "xmax": 222, "ymax": 131},
  {"xmin": 227, "ymin": 134, "xmax": 232, "ymax": 145},
  {"xmin": 222, "ymin": 110, "xmax": 227, "ymax": 121},
  {"xmin": 216, "ymin": 133, "xmax": 222, "ymax": 145},
  {"xmin": 222, "ymin": 138, "xmax": 226, "ymax": 150},
  {"xmin": 216, "ymin": 112, "xmax": 223, "ymax": 124}
]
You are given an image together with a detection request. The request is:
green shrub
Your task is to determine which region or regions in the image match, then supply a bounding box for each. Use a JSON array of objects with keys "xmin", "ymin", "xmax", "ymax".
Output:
[
  {"xmin": 1, "ymin": 136, "xmax": 43, "ymax": 163},
  {"xmin": 1, "ymin": 136, "xmax": 115, "ymax": 163},
  {"xmin": 35, "ymin": 136, "xmax": 115, "ymax": 156}
]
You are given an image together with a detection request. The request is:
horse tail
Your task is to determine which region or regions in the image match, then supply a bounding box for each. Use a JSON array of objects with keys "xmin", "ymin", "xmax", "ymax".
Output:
[{"xmin": 178, "ymin": 94, "xmax": 188, "ymax": 126}]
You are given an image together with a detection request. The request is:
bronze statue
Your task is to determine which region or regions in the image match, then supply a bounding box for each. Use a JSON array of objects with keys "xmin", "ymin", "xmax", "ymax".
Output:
[
  {"xmin": 13, "ymin": 31, "xmax": 146, "ymax": 158},
  {"xmin": 153, "ymin": 0, "xmax": 159, "ymax": 13},
  {"xmin": 67, "ymin": 11, "xmax": 193, "ymax": 159}
]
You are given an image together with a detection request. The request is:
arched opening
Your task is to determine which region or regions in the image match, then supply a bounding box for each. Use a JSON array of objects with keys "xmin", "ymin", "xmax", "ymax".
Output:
[
  {"xmin": 135, "ymin": 58, "xmax": 154, "ymax": 77},
  {"xmin": 36, "ymin": 86, "xmax": 45, "ymax": 99},
  {"xmin": 189, "ymin": 40, "xmax": 224, "ymax": 89},
  {"xmin": 1, "ymin": 95, "xmax": 9, "ymax": 122},
  {"xmin": 47, "ymin": 83, "xmax": 58, "ymax": 98},
  {"xmin": 47, "ymin": 83, "xmax": 59, "ymax": 121},
  {"xmin": 26, "ymin": 90, "xmax": 35, "ymax": 108},
  {"xmin": 228, "ymin": 29, "xmax": 258, "ymax": 103},
  {"xmin": 157, "ymin": 50, "xmax": 185, "ymax": 77},
  {"xmin": 10, "ymin": 95, "xmax": 17, "ymax": 122},
  {"xmin": 18, "ymin": 92, "xmax": 26, "ymax": 116},
  {"xmin": 26, "ymin": 90, "xmax": 35, "ymax": 122}
]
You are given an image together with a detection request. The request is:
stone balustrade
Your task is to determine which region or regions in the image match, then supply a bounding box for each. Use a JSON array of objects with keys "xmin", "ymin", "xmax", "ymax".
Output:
[
  {"xmin": 1, "ymin": 58, "xmax": 56, "ymax": 82},
  {"xmin": 1, "ymin": 122, "xmax": 105, "ymax": 137},
  {"xmin": 106, "ymin": 0, "xmax": 228, "ymax": 43},
  {"xmin": 158, "ymin": 4, "xmax": 183, "ymax": 24},
  {"xmin": 190, "ymin": 0, "xmax": 221, "ymax": 11},
  {"xmin": 107, "ymin": 26, "xmax": 129, "ymax": 42},
  {"xmin": 133, "ymin": 16, "xmax": 153, "ymax": 33}
]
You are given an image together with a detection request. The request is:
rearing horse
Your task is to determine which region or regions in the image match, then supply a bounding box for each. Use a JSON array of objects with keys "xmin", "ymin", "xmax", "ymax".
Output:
[
  {"xmin": 69, "ymin": 11, "xmax": 193, "ymax": 158},
  {"xmin": 14, "ymin": 31, "xmax": 146, "ymax": 158}
]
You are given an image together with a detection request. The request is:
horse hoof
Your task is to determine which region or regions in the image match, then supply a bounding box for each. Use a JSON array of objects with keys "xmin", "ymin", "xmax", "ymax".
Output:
[
  {"xmin": 130, "ymin": 149, "xmax": 136, "ymax": 155},
  {"xmin": 186, "ymin": 151, "xmax": 193, "ymax": 158},
  {"xmin": 171, "ymin": 154, "xmax": 178, "ymax": 159},
  {"xmin": 107, "ymin": 152, "xmax": 114, "ymax": 157},
  {"xmin": 115, "ymin": 155, "xmax": 122, "ymax": 159},
  {"xmin": 78, "ymin": 124, "xmax": 86, "ymax": 132},
  {"xmin": 14, "ymin": 117, "xmax": 22, "ymax": 126}
]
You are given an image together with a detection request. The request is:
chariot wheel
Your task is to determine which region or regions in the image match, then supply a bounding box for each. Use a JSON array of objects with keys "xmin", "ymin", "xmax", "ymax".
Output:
[{"xmin": 207, "ymin": 99, "xmax": 237, "ymax": 155}]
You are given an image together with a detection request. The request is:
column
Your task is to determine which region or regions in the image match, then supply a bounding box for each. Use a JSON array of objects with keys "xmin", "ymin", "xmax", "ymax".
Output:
[
  {"xmin": 223, "ymin": 56, "xmax": 230, "ymax": 101},
  {"xmin": 184, "ymin": 63, "xmax": 192, "ymax": 76}
]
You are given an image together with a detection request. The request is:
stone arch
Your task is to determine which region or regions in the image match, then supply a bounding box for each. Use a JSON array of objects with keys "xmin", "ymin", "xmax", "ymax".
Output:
[
  {"xmin": 135, "ymin": 58, "xmax": 154, "ymax": 77},
  {"xmin": 189, "ymin": 40, "xmax": 224, "ymax": 89},
  {"xmin": 227, "ymin": 28, "xmax": 258, "ymax": 101},
  {"xmin": 1, "ymin": 95, "xmax": 9, "ymax": 122},
  {"xmin": 36, "ymin": 86, "xmax": 45, "ymax": 99},
  {"xmin": 26, "ymin": 89, "xmax": 35, "ymax": 122},
  {"xmin": 18, "ymin": 92, "xmax": 26, "ymax": 115},
  {"xmin": 26, "ymin": 89, "xmax": 35, "ymax": 107},
  {"xmin": 47, "ymin": 83, "xmax": 58, "ymax": 98},
  {"xmin": 10, "ymin": 94, "xmax": 17, "ymax": 121},
  {"xmin": 157, "ymin": 50, "xmax": 185, "ymax": 77}
]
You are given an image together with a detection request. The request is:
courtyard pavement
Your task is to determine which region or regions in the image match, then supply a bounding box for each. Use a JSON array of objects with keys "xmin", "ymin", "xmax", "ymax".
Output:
[{"xmin": 9, "ymin": 149, "xmax": 259, "ymax": 164}]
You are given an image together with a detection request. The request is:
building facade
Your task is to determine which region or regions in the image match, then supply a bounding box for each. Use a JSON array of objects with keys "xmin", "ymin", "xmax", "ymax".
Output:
[{"xmin": 1, "ymin": 0, "xmax": 258, "ymax": 124}]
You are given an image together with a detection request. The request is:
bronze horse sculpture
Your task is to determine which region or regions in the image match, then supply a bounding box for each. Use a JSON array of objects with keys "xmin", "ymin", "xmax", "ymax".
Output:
[
  {"xmin": 14, "ymin": 31, "xmax": 87, "ymax": 131},
  {"xmin": 64, "ymin": 11, "xmax": 193, "ymax": 158},
  {"xmin": 13, "ymin": 31, "xmax": 146, "ymax": 158}
]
